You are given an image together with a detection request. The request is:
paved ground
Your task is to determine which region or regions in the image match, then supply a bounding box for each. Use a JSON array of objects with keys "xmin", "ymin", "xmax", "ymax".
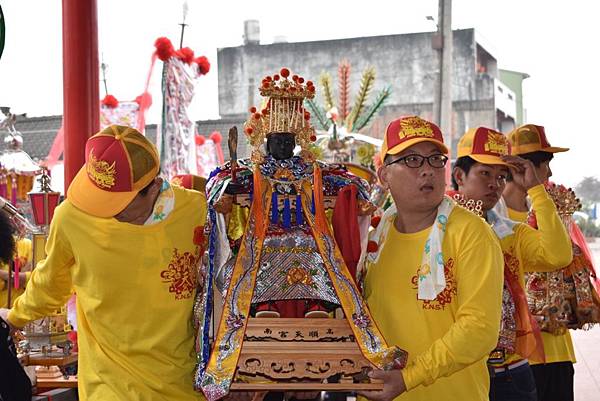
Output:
[{"xmin": 572, "ymin": 239, "xmax": 600, "ymax": 400}]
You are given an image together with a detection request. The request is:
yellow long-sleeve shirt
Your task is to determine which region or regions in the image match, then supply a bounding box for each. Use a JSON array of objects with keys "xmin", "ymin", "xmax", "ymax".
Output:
[
  {"xmin": 364, "ymin": 205, "xmax": 504, "ymax": 401},
  {"xmin": 507, "ymin": 207, "xmax": 528, "ymax": 223},
  {"xmin": 502, "ymin": 193, "xmax": 576, "ymax": 364},
  {"xmin": 490, "ymin": 185, "xmax": 572, "ymax": 365},
  {"xmin": 1, "ymin": 238, "xmax": 32, "ymax": 308},
  {"xmin": 8, "ymin": 186, "xmax": 207, "ymax": 401}
]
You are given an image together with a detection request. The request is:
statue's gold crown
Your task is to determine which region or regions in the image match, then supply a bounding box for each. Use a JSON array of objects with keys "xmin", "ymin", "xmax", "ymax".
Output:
[{"xmin": 244, "ymin": 68, "xmax": 317, "ymax": 163}]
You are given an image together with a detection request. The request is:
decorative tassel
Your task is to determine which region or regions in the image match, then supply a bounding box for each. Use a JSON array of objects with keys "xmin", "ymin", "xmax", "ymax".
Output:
[
  {"xmin": 283, "ymin": 196, "xmax": 291, "ymax": 228},
  {"xmin": 253, "ymin": 167, "xmax": 265, "ymax": 236},
  {"xmin": 271, "ymin": 192, "xmax": 279, "ymax": 224},
  {"xmin": 296, "ymin": 195, "xmax": 303, "ymax": 225},
  {"xmin": 313, "ymin": 164, "xmax": 328, "ymax": 233},
  {"xmin": 13, "ymin": 258, "xmax": 20, "ymax": 289},
  {"xmin": 11, "ymin": 176, "xmax": 17, "ymax": 205}
]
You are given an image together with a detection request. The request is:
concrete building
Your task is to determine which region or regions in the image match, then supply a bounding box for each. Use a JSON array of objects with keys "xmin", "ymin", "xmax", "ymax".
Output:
[{"xmin": 217, "ymin": 25, "xmax": 522, "ymax": 155}]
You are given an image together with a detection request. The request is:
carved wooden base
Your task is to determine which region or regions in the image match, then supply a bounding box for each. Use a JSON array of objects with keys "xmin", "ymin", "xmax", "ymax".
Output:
[
  {"xmin": 232, "ymin": 318, "xmax": 384, "ymax": 390},
  {"xmin": 230, "ymin": 381, "xmax": 383, "ymax": 391},
  {"xmin": 35, "ymin": 365, "xmax": 63, "ymax": 379}
]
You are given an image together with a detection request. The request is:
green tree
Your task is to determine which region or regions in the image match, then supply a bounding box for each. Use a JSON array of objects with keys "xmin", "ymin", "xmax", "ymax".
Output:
[{"xmin": 575, "ymin": 176, "xmax": 600, "ymax": 204}]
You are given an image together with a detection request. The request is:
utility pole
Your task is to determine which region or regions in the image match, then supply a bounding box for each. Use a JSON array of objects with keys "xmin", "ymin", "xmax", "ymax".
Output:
[{"xmin": 432, "ymin": 0, "xmax": 453, "ymax": 153}]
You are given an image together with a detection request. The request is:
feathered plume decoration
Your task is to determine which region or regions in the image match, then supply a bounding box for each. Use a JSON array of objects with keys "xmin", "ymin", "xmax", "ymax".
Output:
[
  {"xmin": 306, "ymin": 98, "xmax": 330, "ymax": 131},
  {"xmin": 345, "ymin": 67, "xmax": 376, "ymax": 131},
  {"xmin": 338, "ymin": 60, "xmax": 351, "ymax": 121},
  {"xmin": 319, "ymin": 72, "xmax": 335, "ymax": 112},
  {"xmin": 353, "ymin": 86, "xmax": 391, "ymax": 132}
]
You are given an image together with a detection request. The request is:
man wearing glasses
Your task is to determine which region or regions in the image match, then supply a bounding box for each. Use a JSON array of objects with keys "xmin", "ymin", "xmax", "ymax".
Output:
[
  {"xmin": 450, "ymin": 127, "xmax": 572, "ymax": 401},
  {"xmin": 358, "ymin": 116, "xmax": 504, "ymax": 401}
]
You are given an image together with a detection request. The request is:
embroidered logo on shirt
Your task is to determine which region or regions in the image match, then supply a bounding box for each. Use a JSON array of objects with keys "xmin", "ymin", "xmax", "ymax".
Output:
[
  {"xmin": 503, "ymin": 250, "xmax": 520, "ymax": 276},
  {"xmin": 160, "ymin": 248, "xmax": 199, "ymax": 299},
  {"xmin": 411, "ymin": 258, "xmax": 456, "ymax": 310}
]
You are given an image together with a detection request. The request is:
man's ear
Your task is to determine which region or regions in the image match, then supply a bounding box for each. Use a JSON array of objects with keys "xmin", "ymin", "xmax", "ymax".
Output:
[
  {"xmin": 452, "ymin": 167, "xmax": 465, "ymax": 188},
  {"xmin": 377, "ymin": 165, "xmax": 389, "ymax": 190}
]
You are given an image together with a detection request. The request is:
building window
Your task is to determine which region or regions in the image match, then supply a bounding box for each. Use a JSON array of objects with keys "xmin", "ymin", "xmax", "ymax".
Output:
[
  {"xmin": 508, "ymin": 94, "xmax": 513, "ymax": 100},
  {"xmin": 497, "ymin": 86, "xmax": 503, "ymax": 93}
]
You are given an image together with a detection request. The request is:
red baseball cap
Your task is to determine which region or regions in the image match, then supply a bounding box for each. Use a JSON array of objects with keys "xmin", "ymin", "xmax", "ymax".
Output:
[
  {"xmin": 67, "ymin": 125, "xmax": 160, "ymax": 218},
  {"xmin": 457, "ymin": 127, "xmax": 511, "ymax": 165},
  {"xmin": 380, "ymin": 116, "xmax": 448, "ymax": 163}
]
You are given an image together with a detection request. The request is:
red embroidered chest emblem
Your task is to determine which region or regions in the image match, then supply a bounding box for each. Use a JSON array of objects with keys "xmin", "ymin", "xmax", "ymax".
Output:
[
  {"xmin": 160, "ymin": 248, "xmax": 199, "ymax": 299},
  {"xmin": 411, "ymin": 258, "xmax": 456, "ymax": 310}
]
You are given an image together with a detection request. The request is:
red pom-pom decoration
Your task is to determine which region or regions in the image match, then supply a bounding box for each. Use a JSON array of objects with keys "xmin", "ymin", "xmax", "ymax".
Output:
[
  {"xmin": 308, "ymin": 86, "xmax": 316, "ymax": 93},
  {"xmin": 367, "ymin": 241, "xmax": 379, "ymax": 253},
  {"xmin": 245, "ymin": 127, "xmax": 254, "ymax": 134},
  {"xmin": 292, "ymin": 74, "xmax": 298, "ymax": 82},
  {"xmin": 298, "ymin": 77, "xmax": 305, "ymax": 83},
  {"xmin": 134, "ymin": 92, "xmax": 152, "ymax": 108},
  {"xmin": 280, "ymin": 68, "xmax": 290, "ymax": 78},
  {"xmin": 306, "ymin": 81, "xmax": 314, "ymax": 87},
  {"xmin": 253, "ymin": 113, "xmax": 261, "ymax": 120},
  {"xmin": 101, "ymin": 94, "xmax": 119, "ymax": 108},
  {"xmin": 261, "ymin": 109, "xmax": 268, "ymax": 115},
  {"xmin": 310, "ymin": 135, "xmax": 317, "ymax": 142},
  {"xmin": 266, "ymin": 76, "xmax": 272, "ymax": 82},
  {"xmin": 195, "ymin": 56, "xmax": 211, "ymax": 75},
  {"xmin": 273, "ymin": 74, "xmax": 280, "ymax": 81},
  {"xmin": 371, "ymin": 215, "xmax": 381, "ymax": 228},
  {"xmin": 155, "ymin": 37, "xmax": 175, "ymax": 61},
  {"xmin": 249, "ymin": 106, "xmax": 257, "ymax": 113},
  {"xmin": 209, "ymin": 131, "xmax": 222, "ymax": 143},
  {"xmin": 262, "ymin": 82, "xmax": 270, "ymax": 88},
  {"xmin": 176, "ymin": 47, "xmax": 195, "ymax": 64},
  {"xmin": 196, "ymin": 135, "xmax": 206, "ymax": 145}
]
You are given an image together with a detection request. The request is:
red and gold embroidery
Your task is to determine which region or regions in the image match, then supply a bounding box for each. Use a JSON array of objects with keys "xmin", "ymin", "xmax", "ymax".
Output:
[
  {"xmin": 87, "ymin": 149, "xmax": 117, "ymax": 189},
  {"xmin": 503, "ymin": 250, "xmax": 520, "ymax": 277},
  {"xmin": 160, "ymin": 248, "xmax": 199, "ymax": 299},
  {"xmin": 411, "ymin": 258, "xmax": 456, "ymax": 310}
]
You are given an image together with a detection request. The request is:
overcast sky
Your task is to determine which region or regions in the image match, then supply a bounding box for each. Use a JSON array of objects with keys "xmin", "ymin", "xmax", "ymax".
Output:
[{"xmin": 0, "ymin": 0, "xmax": 598, "ymax": 187}]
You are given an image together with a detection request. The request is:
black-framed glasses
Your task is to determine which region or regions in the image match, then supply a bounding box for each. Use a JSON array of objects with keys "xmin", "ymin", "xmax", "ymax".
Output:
[{"xmin": 385, "ymin": 154, "xmax": 448, "ymax": 169}]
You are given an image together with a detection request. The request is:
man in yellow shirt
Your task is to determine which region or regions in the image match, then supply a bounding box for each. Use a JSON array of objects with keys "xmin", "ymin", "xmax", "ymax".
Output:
[
  {"xmin": 359, "ymin": 116, "xmax": 504, "ymax": 401},
  {"xmin": 0, "ymin": 125, "xmax": 208, "ymax": 401},
  {"xmin": 503, "ymin": 124, "xmax": 577, "ymax": 401},
  {"xmin": 451, "ymin": 127, "xmax": 572, "ymax": 401}
]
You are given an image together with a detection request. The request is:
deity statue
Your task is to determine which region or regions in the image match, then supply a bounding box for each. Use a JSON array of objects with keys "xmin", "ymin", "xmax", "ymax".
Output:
[{"xmin": 194, "ymin": 68, "xmax": 405, "ymax": 400}]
